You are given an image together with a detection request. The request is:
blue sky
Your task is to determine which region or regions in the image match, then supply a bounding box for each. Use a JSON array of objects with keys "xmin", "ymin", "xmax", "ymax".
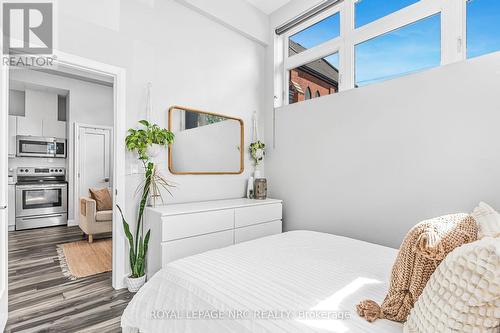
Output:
[{"xmin": 290, "ymin": 0, "xmax": 500, "ymax": 86}]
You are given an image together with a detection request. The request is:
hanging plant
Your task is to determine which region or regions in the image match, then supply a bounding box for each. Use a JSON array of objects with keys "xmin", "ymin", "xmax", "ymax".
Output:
[{"xmin": 250, "ymin": 140, "xmax": 265, "ymax": 166}]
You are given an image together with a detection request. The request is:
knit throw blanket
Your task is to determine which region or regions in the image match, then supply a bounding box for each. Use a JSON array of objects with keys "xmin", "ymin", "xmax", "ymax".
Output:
[{"xmin": 357, "ymin": 213, "xmax": 478, "ymax": 323}]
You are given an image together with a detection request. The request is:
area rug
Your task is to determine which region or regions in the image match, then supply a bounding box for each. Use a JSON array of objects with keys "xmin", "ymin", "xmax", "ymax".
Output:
[{"xmin": 56, "ymin": 239, "xmax": 112, "ymax": 280}]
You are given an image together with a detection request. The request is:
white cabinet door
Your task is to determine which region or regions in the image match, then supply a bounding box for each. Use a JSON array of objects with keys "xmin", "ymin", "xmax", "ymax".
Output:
[
  {"xmin": 8, "ymin": 185, "xmax": 15, "ymax": 231},
  {"xmin": 234, "ymin": 203, "xmax": 282, "ymax": 228},
  {"xmin": 42, "ymin": 119, "xmax": 66, "ymax": 138},
  {"xmin": 8, "ymin": 116, "xmax": 16, "ymax": 157},
  {"xmin": 161, "ymin": 230, "xmax": 234, "ymax": 266},
  {"xmin": 234, "ymin": 220, "xmax": 282, "ymax": 244},
  {"xmin": 16, "ymin": 116, "xmax": 42, "ymax": 136},
  {"xmin": 161, "ymin": 210, "xmax": 234, "ymax": 242}
]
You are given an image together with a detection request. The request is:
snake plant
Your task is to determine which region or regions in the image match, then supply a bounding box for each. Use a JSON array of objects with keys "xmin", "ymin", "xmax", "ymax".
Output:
[{"xmin": 119, "ymin": 120, "xmax": 175, "ymax": 278}]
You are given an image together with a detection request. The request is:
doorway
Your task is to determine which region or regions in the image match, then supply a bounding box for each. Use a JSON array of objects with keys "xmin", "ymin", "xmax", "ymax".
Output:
[{"xmin": 0, "ymin": 51, "xmax": 127, "ymax": 311}]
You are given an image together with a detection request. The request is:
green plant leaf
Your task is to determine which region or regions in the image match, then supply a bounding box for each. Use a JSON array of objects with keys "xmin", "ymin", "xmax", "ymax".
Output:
[{"xmin": 117, "ymin": 205, "xmax": 136, "ymax": 273}]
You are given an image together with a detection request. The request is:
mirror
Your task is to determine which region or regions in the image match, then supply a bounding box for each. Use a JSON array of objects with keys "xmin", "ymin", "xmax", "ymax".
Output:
[{"xmin": 168, "ymin": 106, "xmax": 244, "ymax": 174}]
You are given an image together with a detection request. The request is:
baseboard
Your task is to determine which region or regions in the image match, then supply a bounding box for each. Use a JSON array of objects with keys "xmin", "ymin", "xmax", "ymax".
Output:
[{"xmin": 67, "ymin": 219, "xmax": 77, "ymax": 227}]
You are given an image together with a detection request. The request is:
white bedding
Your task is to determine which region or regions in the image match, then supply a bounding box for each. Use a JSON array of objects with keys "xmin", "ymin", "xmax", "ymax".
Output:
[{"xmin": 121, "ymin": 231, "xmax": 403, "ymax": 333}]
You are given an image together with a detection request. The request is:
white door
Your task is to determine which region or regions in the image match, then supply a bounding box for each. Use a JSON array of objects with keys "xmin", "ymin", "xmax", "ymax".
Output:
[
  {"xmin": 77, "ymin": 125, "xmax": 112, "ymax": 216},
  {"xmin": 0, "ymin": 52, "xmax": 9, "ymax": 329}
]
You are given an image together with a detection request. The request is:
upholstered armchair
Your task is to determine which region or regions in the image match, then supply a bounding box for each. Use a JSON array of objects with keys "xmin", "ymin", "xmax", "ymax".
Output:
[{"xmin": 79, "ymin": 191, "xmax": 113, "ymax": 242}]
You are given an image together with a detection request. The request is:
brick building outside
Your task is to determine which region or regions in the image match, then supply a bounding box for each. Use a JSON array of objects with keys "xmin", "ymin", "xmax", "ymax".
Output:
[{"xmin": 289, "ymin": 40, "xmax": 339, "ymax": 104}]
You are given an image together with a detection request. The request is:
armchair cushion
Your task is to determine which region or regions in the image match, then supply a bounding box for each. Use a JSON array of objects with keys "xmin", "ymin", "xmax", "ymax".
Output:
[
  {"xmin": 95, "ymin": 210, "xmax": 113, "ymax": 222},
  {"xmin": 89, "ymin": 187, "xmax": 112, "ymax": 211}
]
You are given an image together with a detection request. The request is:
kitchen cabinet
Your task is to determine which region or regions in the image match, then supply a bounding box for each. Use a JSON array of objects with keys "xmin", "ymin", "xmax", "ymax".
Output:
[
  {"xmin": 8, "ymin": 116, "xmax": 16, "ymax": 157},
  {"xmin": 15, "ymin": 89, "xmax": 66, "ymax": 139},
  {"xmin": 16, "ymin": 116, "xmax": 43, "ymax": 136},
  {"xmin": 42, "ymin": 119, "xmax": 66, "ymax": 139}
]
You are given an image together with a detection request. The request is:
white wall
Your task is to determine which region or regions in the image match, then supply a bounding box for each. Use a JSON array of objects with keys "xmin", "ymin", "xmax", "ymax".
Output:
[
  {"xmin": 53, "ymin": 0, "xmax": 266, "ymax": 228},
  {"xmin": 9, "ymin": 69, "xmax": 114, "ymax": 224},
  {"xmin": 266, "ymin": 52, "xmax": 500, "ymax": 248},
  {"xmin": 175, "ymin": 0, "xmax": 270, "ymax": 45}
]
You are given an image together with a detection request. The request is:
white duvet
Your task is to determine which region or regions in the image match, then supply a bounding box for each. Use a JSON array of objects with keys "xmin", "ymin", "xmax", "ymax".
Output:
[{"xmin": 121, "ymin": 231, "xmax": 403, "ymax": 333}]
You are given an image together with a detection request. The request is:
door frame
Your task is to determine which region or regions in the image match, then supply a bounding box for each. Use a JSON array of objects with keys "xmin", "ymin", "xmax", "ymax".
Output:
[
  {"xmin": 74, "ymin": 123, "xmax": 114, "ymax": 227},
  {"xmin": 2, "ymin": 50, "xmax": 128, "ymax": 290}
]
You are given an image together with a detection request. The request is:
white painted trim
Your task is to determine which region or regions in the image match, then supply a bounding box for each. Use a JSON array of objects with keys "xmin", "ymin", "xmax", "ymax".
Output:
[
  {"xmin": 2, "ymin": 50, "xmax": 128, "ymax": 290},
  {"xmin": 277, "ymin": 0, "xmax": 467, "ymax": 106},
  {"xmin": 67, "ymin": 219, "xmax": 77, "ymax": 227},
  {"xmin": 0, "ymin": 20, "xmax": 9, "ymax": 330}
]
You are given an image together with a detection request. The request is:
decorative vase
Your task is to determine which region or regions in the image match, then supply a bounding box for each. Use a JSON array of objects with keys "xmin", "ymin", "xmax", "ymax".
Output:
[
  {"xmin": 126, "ymin": 275, "xmax": 146, "ymax": 292},
  {"xmin": 254, "ymin": 178, "xmax": 267, "ymax": 200},
  {"xmin": 254, "ymin": 148, "xmax": 264, "ymax": 162}
]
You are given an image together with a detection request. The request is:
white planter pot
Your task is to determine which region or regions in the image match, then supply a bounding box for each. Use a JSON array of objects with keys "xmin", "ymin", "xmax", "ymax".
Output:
[
  {"xmin": 126, "ymin": 275, "xmax": 146, "ymax": 292},
  {"xmin": 147, "ymin": 144, "xmax": 162, "ymax": 158},
  {"xmin": 254, "ymin": 148, "xmax": 264, "ymax": 161}
]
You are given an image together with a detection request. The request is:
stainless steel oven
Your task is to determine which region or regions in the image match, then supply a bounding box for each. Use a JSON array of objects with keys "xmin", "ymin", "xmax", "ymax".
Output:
[
  {"xmin": 15, "ymin": 167, "xmax": 68, "ymax": 230},
  {"xmin": 16, "ymin": 136, "xmax": 67, "ymax": 158}
]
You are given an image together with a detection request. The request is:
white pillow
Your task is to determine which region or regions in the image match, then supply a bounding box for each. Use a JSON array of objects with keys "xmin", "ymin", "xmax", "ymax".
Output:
[
  {"xmin": 404, "ymin": 237, "xmax": 500, "ymax": 333},
  {"xmin": 471, "ymin": 202, "xmax": 500, "ymax": 239}
]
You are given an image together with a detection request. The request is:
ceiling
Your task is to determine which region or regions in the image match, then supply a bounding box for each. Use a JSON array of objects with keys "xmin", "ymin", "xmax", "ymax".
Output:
[{"xmin": 245, "ymin": 0, "xmax": 291, "ymax": 14}]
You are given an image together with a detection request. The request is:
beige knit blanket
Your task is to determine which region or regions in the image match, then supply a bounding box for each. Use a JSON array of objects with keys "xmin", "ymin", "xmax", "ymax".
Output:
[{"xmin": 357, "ymin": 213, "xmax": 478, "ymax": 323}]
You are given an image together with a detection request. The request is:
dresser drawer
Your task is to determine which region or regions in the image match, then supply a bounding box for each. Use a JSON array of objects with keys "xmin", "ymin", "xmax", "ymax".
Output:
[
  {"xmin": 161, "ymin": 230, "xmax": 234, "ymax": 265},
  {"xmin": 161, "ymin": 209, "xmax": 234, "ymax": 241},
  {"xmin": 234, "ymin": 220, "xmax": 282, "ymax": 244},
  {"xmin": 234, "ymin": 203, "xmax": 282, "ymax": 228}
]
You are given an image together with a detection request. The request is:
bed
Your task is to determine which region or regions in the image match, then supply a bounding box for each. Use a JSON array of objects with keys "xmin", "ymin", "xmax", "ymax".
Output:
[{"xmin": 121, "ymin": 231, "xmax": 403, "ymax": 333}]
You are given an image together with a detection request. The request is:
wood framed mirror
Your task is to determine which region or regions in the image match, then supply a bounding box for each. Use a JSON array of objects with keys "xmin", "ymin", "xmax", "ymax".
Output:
[{"xmin": 168, "ymin": 106, "xmax": 244, "ymax": 175}]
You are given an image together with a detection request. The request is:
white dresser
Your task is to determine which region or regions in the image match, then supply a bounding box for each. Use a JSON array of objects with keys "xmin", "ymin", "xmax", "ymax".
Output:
[{"xmin": 145, "ymin": 198, "xmax": 282, "ymax": 277}]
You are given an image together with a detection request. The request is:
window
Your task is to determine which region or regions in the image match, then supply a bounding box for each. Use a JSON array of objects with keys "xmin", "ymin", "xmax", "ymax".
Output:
[
  {"xmin": 355, "ymin": 0, "xmax": 420, "ymax": 28},
  {"xmin": 355, "ymin": 14, "xmax": 441, "ymax": 86},
  {"xmin": 289, "ymin": 53, "xmax": 339, "ymax": 104},
  {"xmin": 305, "ymin": 87, "xmax": 312, "ymax": 100},
  {"xmin": 278, "ymin": 0, "xmax": 500, "ymax": 106},
  {"xmin": 466, "ymin": 0, "xmax": 500, "ymax": 59},
  {"xmin": 289, "ymin": 13, "xmax": 340, "ymax": 56}
]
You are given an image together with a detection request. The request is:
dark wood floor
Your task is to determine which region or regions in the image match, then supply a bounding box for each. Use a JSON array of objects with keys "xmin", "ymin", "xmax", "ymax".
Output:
[{"xmin": 5, "ymin": 226, "xmax": 132, "ymax": 333}]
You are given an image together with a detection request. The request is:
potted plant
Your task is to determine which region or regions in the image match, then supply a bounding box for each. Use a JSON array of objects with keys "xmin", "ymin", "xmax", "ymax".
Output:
[
  {"xmin": 118, "ymin": 120, "xmax": 174, "ymax": 292},
  {"xmin": 250, "ymin": 140, "xmax": 265, "ymax": 167}
]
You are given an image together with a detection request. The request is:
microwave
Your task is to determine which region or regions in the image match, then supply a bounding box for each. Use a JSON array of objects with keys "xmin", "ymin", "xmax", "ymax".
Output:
[{"xmin": 16, "ymin": 136, "xmax": 67, "ymax": 158}]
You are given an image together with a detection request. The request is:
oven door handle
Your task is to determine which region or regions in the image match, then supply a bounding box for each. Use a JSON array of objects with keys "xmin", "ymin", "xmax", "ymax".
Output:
[
  {"xmin": 16, "ymin": 184, "xmax": 67, "ymax": 190},
  {"xmin": 18, "ymin": 214, "xmax": 64, "ymax": 221}
]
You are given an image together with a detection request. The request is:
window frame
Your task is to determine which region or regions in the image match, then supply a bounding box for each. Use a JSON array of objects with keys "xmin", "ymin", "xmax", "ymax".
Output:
[{"xmin": 277, "ymin": 0, "xmax": 468, "ymax": 107}]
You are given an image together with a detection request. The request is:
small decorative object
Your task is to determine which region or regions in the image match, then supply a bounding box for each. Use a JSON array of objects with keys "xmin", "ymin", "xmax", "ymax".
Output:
[
  {"xmin": 119, "ymin": 118, "xmax": 175, "ymax": 292},
  {"xmin": 254, "ymin": 178, "xmax": 267, "ymax": 200},
  {"xmin": 246, "ymin": 176, "xmax": 254, "ymax": 199}
]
